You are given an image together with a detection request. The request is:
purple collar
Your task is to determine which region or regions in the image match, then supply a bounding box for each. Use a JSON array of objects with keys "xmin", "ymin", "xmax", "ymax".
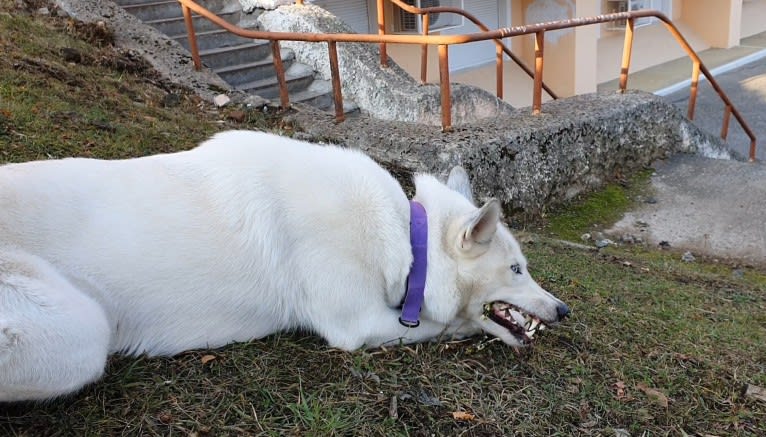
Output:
[{"xmin": 399, "ymin": 200, "xmax": 428, "ymax": 328}]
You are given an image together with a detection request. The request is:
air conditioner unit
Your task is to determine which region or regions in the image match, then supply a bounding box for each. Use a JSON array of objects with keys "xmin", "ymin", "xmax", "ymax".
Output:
[{"xmin": 395, "ymin": 0, "xmax": 463, "ymax": 33}]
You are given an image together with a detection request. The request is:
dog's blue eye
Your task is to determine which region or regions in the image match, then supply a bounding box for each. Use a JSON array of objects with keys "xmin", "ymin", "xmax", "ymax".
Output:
[{"xmin": 510, "ymin": 264, "xmax": 522, "ymax": 275}]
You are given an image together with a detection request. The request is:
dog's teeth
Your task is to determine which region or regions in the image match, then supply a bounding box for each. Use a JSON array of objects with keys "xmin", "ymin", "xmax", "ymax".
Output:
[
  {"xmin": 510, "ymin": 310, "xmax": 526, "ymax": 326},
  {"xmin": 529, "ymin": 319, "xmax": 540, "ymax": 331}
]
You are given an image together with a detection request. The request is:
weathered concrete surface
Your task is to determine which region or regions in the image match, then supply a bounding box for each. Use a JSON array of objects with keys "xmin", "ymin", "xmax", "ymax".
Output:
[
  {"xmin": 257, "ymin": 4, "xmax": 515, "ymax": 126},
  {"xmin": 287, "ymin": 90, "xmax": 731, "ymax": 218},
  {"xmin": 240, "ymin": 0, "xmax": 292, "ymax": 13},
  {"xmin": 608, "ymin": 155, "xmax": 766, "ymax": 266}
]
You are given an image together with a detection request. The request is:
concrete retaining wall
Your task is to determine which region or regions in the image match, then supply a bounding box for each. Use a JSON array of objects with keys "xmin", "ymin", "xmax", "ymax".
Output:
[{"xmin": 288, "ymin": 90, "xmax": 732, "ymax": 218}]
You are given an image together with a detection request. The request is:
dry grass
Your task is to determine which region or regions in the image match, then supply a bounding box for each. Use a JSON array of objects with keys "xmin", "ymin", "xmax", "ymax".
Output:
[{"xmin": 1, "ymin": 6, "xmax": 765, "ymax": 436}]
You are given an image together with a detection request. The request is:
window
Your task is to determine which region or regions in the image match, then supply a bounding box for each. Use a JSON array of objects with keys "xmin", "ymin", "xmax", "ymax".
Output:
[
  {"xmin": 394, "ymin": 0, "xmax": 464, "ymax": 33},
  {"xmin": 604, "ymin": 0, "xmax": 672, "ymax": 30}
]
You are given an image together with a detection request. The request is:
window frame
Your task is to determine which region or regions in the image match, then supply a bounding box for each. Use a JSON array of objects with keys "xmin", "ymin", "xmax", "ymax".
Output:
[{"xmin": 392, "ymin": 0, "xmax": 465, "ymax": 34}]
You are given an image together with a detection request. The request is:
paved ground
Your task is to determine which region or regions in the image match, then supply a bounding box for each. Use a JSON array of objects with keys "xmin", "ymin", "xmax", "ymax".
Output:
[
  {"xmin": 598, "ymin": 31, "xmax": 766, "ymax": 95},
  {"xmin": 599, "ymin": 31, "xmax": 766, "ymax": 160},
  {"xmin": 608, "ymin": 155, "xmax": 766, "ymax": 266},
  {"xmin": 664, "ymin": 58, "xmax": 766, "ymax": 161},
  {"xmin": 606, "ymin": 42, "xmax": 766, "ymax": 266}
]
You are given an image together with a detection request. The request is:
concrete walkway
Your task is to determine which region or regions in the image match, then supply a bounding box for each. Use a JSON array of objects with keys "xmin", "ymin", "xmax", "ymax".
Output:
[
  {"xmin": 598, "ymin": 31, "xmax": 766, "ymax": 95},
  {"xmin": 604, "ymin": 33, "xmax": 766, "ymax": 266},
  {"xmin": 608, "ymin": 155, "xmax": 766, "ymax": 266},
  {"xmin": 664, "ymin": 57, "xmax": 766, "ymax": 161}
]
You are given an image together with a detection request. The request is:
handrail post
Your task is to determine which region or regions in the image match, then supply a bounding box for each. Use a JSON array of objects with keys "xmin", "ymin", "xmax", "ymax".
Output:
[
  {"xmin": 533, "ymin": 31, "xmax": 545, "ymax": 115},
  {"xmin": 749, "ymin": 139, "xmax": 757, "ymax": 162},
  {"xmin": 438, "ymin": 44, "xmax": 452, "ymax": 132},
  {"xmin": 496, "ymin": 39, "xmax": 503, "ymax": 99},
  {"xmin": 688, "ymin": 61, "xmax": 701, "ymax": 120},
  {"xmin": 720, "ymin": 105, "xmax": 732, "ymax": 141},
  {"xmin": 270, "ymin": 41, "xmax": 290, "ymax": 109},
  {"xmin": 619, "ymin": 18, "xmax": 634, "ymax": 92},
  {"xmin": 420, "ymin": 14, "xmax": 430, "ymax": 83},
  {"xmin": 377, "ymin": 0, "xmax": 388, "ymax": 67},
  {"xmin": 328, "ymin": 41, "xmax": 345, "ymax": 123},
  {"xmin": 181, "ymin": 4, "xmax": 201, "ymax": 70}
]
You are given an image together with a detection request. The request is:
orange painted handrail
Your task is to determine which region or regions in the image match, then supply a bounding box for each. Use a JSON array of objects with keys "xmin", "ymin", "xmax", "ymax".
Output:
[
  {"xmin": 176, "ymin": 1, "xmax": 757, "ymax": 160},
  {"xmin": 382, "ymin": 0, "xmax": 558, "ymax": 101}
]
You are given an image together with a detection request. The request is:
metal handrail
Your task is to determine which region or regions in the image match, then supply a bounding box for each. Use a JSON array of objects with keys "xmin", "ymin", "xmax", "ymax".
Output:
[
  {"xmin": 381, "ymin": 0, "xmax": 558, "ymax": 101},
  {"xmin": 176, "ymin": 1, "xmax": 757, "ymax": 160}
]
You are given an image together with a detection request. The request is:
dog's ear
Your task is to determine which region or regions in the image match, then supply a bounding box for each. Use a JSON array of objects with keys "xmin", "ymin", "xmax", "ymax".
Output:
[
  {"xmin": 447, "ymin": 166, "xmax": 474, "ymax": 204},
  {"xmin": 457, "ymin": 199, "xmax": 501, "ymax": 256}
]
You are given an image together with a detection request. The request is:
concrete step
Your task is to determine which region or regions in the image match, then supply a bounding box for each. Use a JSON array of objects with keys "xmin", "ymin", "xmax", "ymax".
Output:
[
  {"xmin": 238, "ymin": 63, "xmax": 316, "ymax": 99},
  {"xmin": 147, "ymin": 10, "xmax": 241, "ymax": 36},
  {"xmin": 120, "ymin": 0, "xmax": 234, "ymax": 22},
  {"xmin": 290, "ymin": 79, "xmax": 359, "ymax": 114},
  {"xmin": 214, "ymin": 51, "xmax": 295, "ymax": 86},
  {"xmin": 199, "ymin": 41, "xmax": 272, "ymax": 69},
  {"xmin": 121, "ymin": 1, "xmax": 182, "ymax": 21},
  {"xmin": 172, "ymin": 28, "xmax": 253, "ymax": 51},
  {"xmin": 116, "ymin": 0, "xmax": 356, "ymax": 114}
]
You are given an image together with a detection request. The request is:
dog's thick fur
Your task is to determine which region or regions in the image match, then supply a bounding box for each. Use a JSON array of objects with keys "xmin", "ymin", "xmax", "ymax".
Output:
[{"xmin": 0, "ymin": 131, "xmax": 568, "ymax": 402}]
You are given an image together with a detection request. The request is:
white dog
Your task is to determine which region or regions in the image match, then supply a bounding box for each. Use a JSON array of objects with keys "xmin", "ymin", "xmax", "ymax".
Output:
[{"xmin": 0, "ymin": 130, "xmax": 568, "ymax": 402}]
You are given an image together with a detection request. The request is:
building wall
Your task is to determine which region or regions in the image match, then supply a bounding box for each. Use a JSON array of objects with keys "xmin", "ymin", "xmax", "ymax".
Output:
[
  {"xmin": 597, "ymin": 20, "xmax": 708, "ymax": 84},
  {"xmin": 681, "ymin": 0, "xmax": 740, "ymax": 48},
  {"xmin": 516, "ymin": 0, "xmax": 578, "ymax": 96},
  {"xmin": 573, "ymin": 1, "xmax": 598, "ymax": 94},
  {"xmin": 741, "ymin": 0, "xmax": 766, "ymax": 39}
]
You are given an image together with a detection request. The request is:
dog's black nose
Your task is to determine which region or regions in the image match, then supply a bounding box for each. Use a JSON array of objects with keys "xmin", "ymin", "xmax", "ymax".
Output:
[{"xmin": 556, "ymin": 303, "xmax": 571, "ymax": 321}]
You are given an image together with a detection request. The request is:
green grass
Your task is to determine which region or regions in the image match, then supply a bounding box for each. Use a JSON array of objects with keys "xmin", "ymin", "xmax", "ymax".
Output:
[
  {"xmin": 0, "ymin": 6, "xmax": 287, "ymax": 161},
  {"xmin": 544, "ymin": 169, "xmax": 653, "ymax": 242},
  {"xmin": 1, "ymin": 6, "xmax": 765, "ymax": 436}
]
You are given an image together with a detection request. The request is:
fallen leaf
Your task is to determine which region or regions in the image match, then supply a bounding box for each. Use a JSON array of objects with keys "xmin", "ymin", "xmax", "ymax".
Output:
[
  {"xmin": 636, "ymin": 383, "xmax": 669, "ymax": 407},
  {"xmin": 200, "ymin": 354, "xmax": 216, "ymax": 364},
  {"xmin": 744, "ymin": 384, "xmax": 766, "ymax": 402},
  {"xmin": 389, "ymin": 396, "xmax": 398, "ymax": 419},
  {"xmin": 674, "ymin": 352, "xmax": 693, "ymax": 361},
  {"xmin": 613, "ymin": 381, "xmax": 627, "ymax": 400},
  {"xmin": 451, "ymin": 411, "xmax": 475, "ymax": 421}
]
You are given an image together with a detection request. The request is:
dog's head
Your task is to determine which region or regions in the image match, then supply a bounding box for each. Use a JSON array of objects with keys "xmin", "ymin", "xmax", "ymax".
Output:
[{"xmin": 420, "ymin": 167, "xmax": 570, "ymax": 347}]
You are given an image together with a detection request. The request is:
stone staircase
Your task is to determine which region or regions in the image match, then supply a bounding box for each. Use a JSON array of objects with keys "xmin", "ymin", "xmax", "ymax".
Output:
[{"xmin": 115, "ymin": 0, "xmax": 346, "ymax": 111}]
